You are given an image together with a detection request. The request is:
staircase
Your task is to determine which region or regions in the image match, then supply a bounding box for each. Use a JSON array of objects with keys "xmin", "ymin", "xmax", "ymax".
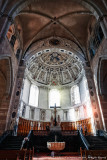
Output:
[
  {"xmin": 33, "ymin": 134, "xmax": 80, "ymax": 153},
  {"xmin": 85, "ymin": 136, "xmax": 107, "ymax": 150},
  {"xmin": 62, "ymin": 135, "xmax": 80, "ymax": 152},
  {"xmin": 0, "ymin": 135, "xmax": 24, "ymax": 150},
  {"xmin": 34, "ymin": 135, "xmax": 51, "ymax": 152}
]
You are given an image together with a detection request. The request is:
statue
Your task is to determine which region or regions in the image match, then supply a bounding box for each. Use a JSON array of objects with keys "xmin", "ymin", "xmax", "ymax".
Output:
[
  {"xmin": 51, "ymin": 115, "xmax": 54, "ymax": 127},
  {"xmin": 50, "ymin": 103, "xmax": 61, "ymax": 127},
  {"xmin": 57, "ymin": 115, "xmax": 61, "ymax": 126}
]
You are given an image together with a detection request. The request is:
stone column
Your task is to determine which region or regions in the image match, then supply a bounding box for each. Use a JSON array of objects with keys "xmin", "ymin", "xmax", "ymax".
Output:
[
  {"xmin": 84, "ymin": 67, "xmax": 103, "ymax": 131},
  {"xmin": 6, "ymin": 64, "xmax": 25, "ymax": 130}
]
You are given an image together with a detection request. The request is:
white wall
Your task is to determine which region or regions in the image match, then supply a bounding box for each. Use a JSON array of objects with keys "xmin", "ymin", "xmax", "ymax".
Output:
[
  {"xmin": 25, "ymin": 105, "xmax": 30, "ymax": 119},
  {"xmin": 38, "ymin": 87, "xmax": 48, "ymax": 108},
  {"xmin": 22, "ymin": 79, "xmax": 30, "ymax": 103},
  {"xmin": 20, "ymin": 78, "xmax": 91, "ymax": 122},
  {"xmin": 60, "ymin": 87, "xmax": 71, "ymax": 109},
  {"xmin": 79, "ymin": 76, "xmax": 88, "ymax": 103},
  {"xmin": 45, "ymin": 109, "xmax": 51, "ymax": 121}
]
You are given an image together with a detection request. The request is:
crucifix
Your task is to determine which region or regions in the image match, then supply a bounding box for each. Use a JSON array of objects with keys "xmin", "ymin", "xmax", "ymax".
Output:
[{"xmin": 50, "ymin": 103, "xmax": 61, "ymax": 126}]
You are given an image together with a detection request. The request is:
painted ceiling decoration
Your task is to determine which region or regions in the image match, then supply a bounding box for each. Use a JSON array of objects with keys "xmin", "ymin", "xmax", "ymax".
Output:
[
  {"xmin": 25, "ymin": 47, "xmax": 83, "ymax": 87},
  {"xmin": 24, "ymin": 37, "xmax": 85, "ymax": 61}
]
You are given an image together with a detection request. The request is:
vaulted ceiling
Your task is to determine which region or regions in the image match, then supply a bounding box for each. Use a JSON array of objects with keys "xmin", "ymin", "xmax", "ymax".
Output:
[
  {"xmin": 14, "ymin": 0, "xmax": 96, "ymax": 87},
  {"xmin": 15, "ymin": 0, "xmax": 95, "ymax": 51}
]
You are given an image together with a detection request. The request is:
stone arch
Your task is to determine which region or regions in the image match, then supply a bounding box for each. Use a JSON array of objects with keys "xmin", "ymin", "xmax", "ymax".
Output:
[
  {"xmin": 97, "ymin": 58, "xmax": 107, "ymax": 130},
  {"xmin": 8, "ymin": 0, "xmax": 103, "ymax": 19},
  {"xmin": 24, "ymin": 37, "xmax": 86, "ymax": 62}
]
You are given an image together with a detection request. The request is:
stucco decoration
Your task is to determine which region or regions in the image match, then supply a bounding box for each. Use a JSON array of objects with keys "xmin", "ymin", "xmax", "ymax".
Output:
[{"xmin": 25, "ymin": 48, "xmax": 83, "ymax": 87}]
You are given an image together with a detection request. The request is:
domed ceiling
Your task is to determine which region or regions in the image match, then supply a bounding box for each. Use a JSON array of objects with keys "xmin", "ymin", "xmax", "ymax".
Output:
[{"xmin": 25, "ymin": 47, "xmax": 83, "ymax": 87}]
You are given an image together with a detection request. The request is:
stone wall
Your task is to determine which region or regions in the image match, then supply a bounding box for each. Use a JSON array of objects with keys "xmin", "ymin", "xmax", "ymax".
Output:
[
  {"xmin": 0, "ymin": 38, "xmax": 19, "ymax": 134},
  {"xmin": 91, "ymin": 39, "xmax": 107, "ymax": 130}
]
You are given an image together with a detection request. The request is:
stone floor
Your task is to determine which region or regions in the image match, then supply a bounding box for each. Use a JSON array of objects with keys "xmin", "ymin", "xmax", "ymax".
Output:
[
  {"xmin": 33, "ymin": 152, "xmax": 81, "ymax": 160},
  {"xmin": 33, "ymin": 156, "xmax": 81, "ymax": 160}
]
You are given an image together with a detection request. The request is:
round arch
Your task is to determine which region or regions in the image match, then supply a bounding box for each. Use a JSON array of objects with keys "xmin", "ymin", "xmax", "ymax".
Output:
[
  {"xmin": 98, "ymin": 57, "xmax": 107, "ymax": 96},
  {"xmin": 8, "ymin": 0, "xmax": 103, "ymax": 19}
]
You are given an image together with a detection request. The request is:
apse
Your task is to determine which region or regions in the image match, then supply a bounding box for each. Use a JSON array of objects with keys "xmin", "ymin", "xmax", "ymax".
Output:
[{"xmin": 19, "ymin": 37, "xmax": 92, "ymax": 123}]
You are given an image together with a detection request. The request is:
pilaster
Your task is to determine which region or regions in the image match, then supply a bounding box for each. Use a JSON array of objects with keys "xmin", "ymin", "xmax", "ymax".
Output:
[
  {"xmin": 85, "ymin": 67, "xmax": 103, "ymax": 131},
  {"xmin": 6, "ymin": 64, "xmax": 25, "ymax": 130}
]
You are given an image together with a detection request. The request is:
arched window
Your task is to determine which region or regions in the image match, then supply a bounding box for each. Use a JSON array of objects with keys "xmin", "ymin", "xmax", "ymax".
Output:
[
  {"xmin": 29, "ymin": 84, "xmax": 39, "ymax": 107},
  {"xmin": 71, "ymin": 85, "xmax": 81, "ymax": 105},
  {"xmin": 49, "ymin": 89, "xmax": 60, "ymax": 108}
]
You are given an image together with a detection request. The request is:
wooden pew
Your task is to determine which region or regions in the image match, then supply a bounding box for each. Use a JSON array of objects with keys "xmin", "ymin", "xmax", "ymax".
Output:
[
  {"xmin": 80, "ymin": 148, "xmax": 107, "ymax": 160},
  {"xmin": 80, "ymin": 147, "xmax": 85, "ymax": 160},
  {"xmin": 24, "ymin": 147, "xmax": 34, "ymax": 160},
  {"xmin": 0, "ymin": 150, "xmax": 26, "ymax": 160},
  {"xmin": 85, "ymin": 149, "xmax": 107, "ymax": 160}
]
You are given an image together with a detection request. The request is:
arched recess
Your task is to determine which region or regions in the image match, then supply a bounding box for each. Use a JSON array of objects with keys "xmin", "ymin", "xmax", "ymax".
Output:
[
  {"xmin": 98, "ymin": 58, "xmax": 107, "ymax": 130},
  {"xmin": 0, "ymin": 58, "xmax": 12, "ymax": 135}
]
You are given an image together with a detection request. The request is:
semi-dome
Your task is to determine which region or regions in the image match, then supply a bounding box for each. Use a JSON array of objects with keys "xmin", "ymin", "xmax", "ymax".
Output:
[{"xmin": 25, "ymin": 47, "xmax": 83, "ymax": 86}]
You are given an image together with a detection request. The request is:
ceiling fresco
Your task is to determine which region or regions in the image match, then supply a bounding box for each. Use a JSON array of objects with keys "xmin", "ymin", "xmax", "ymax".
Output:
[{"xmin": 25, "ymin": 48, "xmax": 83, "ymax": 87}]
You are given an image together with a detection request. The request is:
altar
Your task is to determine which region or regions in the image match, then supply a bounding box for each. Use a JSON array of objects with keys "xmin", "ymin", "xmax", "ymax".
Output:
[
  {"xmin": 47, "ymin": 104, "xmax": 65, "ymax": 156},
  {"xmin": 50, "ymin": 126, "xmax": 61, "ymax": 132}
]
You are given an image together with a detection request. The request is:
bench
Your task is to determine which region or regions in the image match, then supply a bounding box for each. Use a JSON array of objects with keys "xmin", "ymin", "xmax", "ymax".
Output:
[
  {"xmin": 0, "ymin": 150, "xmax": 27, "ymax": 160},
  {"xmin": 80, "ymin": 147, "xmax": 107, "ymax": 160}
]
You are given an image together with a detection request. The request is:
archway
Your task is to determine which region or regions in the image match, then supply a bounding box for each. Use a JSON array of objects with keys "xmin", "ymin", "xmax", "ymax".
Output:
[{"xmin": 98, "ymin": 59, "xmax": 107, "ymax": 130}]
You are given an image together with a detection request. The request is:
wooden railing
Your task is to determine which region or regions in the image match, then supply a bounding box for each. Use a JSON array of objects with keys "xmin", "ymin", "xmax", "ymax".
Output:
[
  {"xmin": 79, "ymin": 130, "xmax": 91, "ymax": 150},
  {"xmin": 17, "ymin": 117, "xmax": 50, "ymax": 136},
  {"xmin": 61, "ymin": 118, "xmax": 92, "ymax": 133},
  {"xmin": 17, "ymin": 117, "xmax": 92, "ymax": 136}
]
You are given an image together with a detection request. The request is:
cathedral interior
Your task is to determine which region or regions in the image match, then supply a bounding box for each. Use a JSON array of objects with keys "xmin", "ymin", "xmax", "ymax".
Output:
[{"xmin": 0, "ymin": 0, "xmax": 107, "ymax": 159}]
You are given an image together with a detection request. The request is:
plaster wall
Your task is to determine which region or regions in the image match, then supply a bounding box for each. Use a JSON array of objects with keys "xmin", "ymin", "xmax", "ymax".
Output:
[
  {"xmin": 20, "ymin": 80, "xmax": 91, "ymax": 122},
  {"xmin": 60, "ymin": 87, "xmax": 71, "ymax": 109},
  {"xmin": 79, "ymin": 76, "xmax": 88, "ymax": 103},
  {"xmin": 38, "ymin": 87, "xmax": 48, "ymax": 109},
  {"xmin": 34, "ymin": 108, "xmax": 40, "ymax": 121},
  {"xmin": 22, "ymin": 79, "xmax": 30, "ymax": 103},
  {"xmin": 25, "ymin": 105, "xmax": 30, "ymax": 119},
  {"xmin": 45, "ymin": 109, "xmax": 51, "ymax": 121}
]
